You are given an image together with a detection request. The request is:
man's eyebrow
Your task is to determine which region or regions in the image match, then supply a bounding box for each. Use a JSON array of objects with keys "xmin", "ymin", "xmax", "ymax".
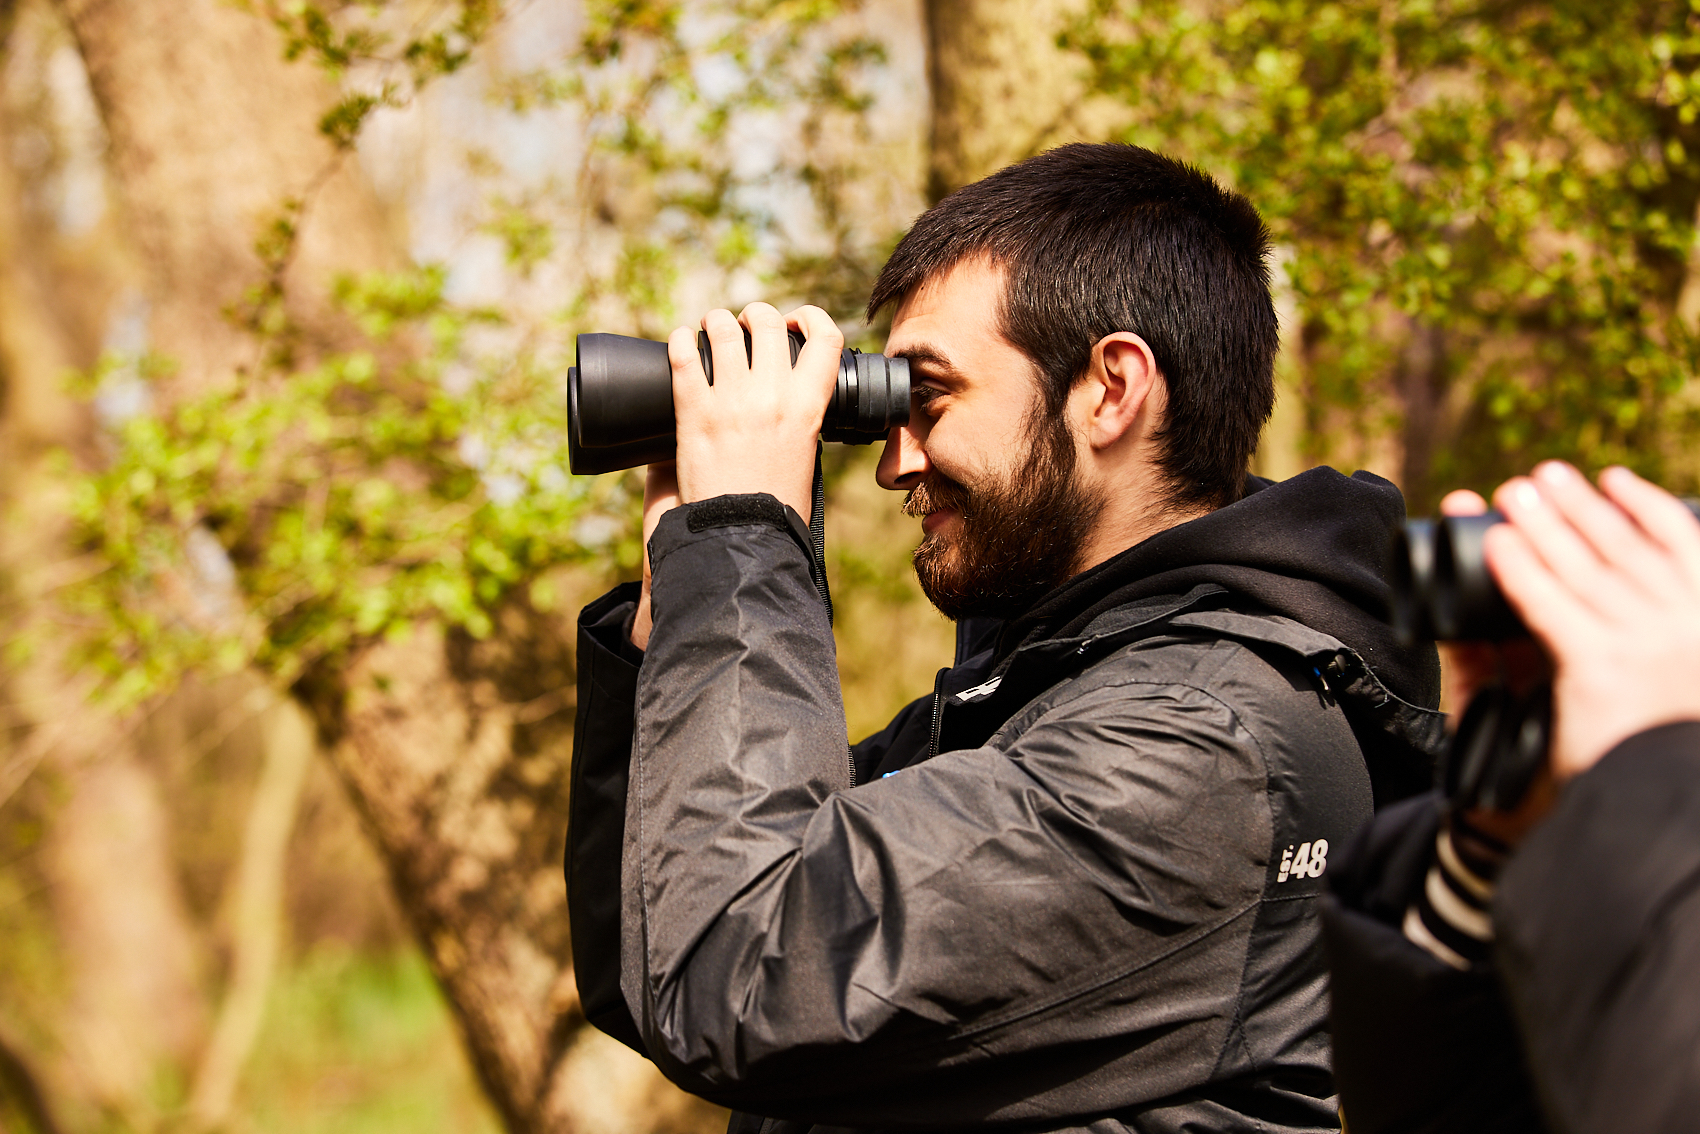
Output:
[{"xmin": 891, "ymin": 345, "xmax": 962, "ymax": 376}]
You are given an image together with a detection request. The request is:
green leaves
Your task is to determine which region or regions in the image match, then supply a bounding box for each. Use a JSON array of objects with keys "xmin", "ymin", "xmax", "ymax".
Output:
[
  {"xmin": 1075, "ymin": 0, "xmax": 1700, "ymax": 505},
  {"xmin": 64, "ymin": 270, "xmax": 627, "ymax": 706},
  {"xmin": 258, "ymin": 1, "xmax": 506, "ymax": 146},
  {"xmin": 64, "ymin": 0, "xmax": 900, "ymax": 708}
]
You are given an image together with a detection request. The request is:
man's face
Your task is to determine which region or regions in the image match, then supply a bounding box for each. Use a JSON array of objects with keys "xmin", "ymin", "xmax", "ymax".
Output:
[{"xmin": 878, "ymin": 258, "xmax": 1104, "ymax": 620}]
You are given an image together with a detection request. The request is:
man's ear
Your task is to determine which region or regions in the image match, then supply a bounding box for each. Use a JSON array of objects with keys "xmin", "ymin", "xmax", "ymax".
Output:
[{"xmin": 1082, "ymin": 332, "xmax": 1162, "ymax": 450}]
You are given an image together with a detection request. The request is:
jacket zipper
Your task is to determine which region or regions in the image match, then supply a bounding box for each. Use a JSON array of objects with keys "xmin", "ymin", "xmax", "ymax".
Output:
[{"xmin": 927, "ymin": 667, "xmax": 948, "ymax": 760}]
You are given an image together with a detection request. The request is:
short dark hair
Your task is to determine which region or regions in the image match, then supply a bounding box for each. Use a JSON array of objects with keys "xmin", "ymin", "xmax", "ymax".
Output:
[{"xmin": 867, "ymin": 143, "xmax": 1277, "ymax": 511}]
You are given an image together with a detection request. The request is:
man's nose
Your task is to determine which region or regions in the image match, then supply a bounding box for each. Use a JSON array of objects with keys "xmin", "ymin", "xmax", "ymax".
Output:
[{"xmin": 876, "ymin": 421, "xmax": 930, "ymax": 490}]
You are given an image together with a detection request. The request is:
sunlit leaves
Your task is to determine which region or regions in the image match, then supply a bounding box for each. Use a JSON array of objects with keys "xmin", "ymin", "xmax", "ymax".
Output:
[
  {"xmin": 256, "ymin": 1, "xmax": 506, "ymax": 146},
  {"xmin": 480, "ymin": 198, "xmax": 556, "ymax": 278},
  {"xmin": 513, "ymin": 0, "xmax": 892, "ymax": 336},
  {"xmin": 64, "ymin": 271, "xmax": 626, "ymax": 705},
  {"xmin": 1075, "ymin": 0, "xmax": 1700, "ymax": 503},
  {"xmin": 67, "ymin": 0, "xmax": 897, "ymax": 707}
]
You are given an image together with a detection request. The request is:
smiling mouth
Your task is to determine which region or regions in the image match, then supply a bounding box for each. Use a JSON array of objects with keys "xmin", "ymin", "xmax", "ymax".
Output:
[{"xmin": 921, "ymin": 508, "xmax": 957, "ymax": 535}]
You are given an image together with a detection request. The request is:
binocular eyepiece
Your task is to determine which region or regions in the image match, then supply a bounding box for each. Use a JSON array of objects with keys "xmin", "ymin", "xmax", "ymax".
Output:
[
  {"xmin": 567, "ymin": 328, "xmax": 911, "ymax": 475},
  {"xmin": 1390, "ymin": 498, "xmax": 1700, "ymax": 642}
]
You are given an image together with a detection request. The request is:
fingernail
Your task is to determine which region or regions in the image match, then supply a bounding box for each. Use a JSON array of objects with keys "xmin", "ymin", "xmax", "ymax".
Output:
[
  {"xmin": 1534, "ymin": 461, "xmax": 1573, "ymax": 486},
  {"xmin": 1510, "ymin": 480, "xmax": 1543, "ymax": 510}
]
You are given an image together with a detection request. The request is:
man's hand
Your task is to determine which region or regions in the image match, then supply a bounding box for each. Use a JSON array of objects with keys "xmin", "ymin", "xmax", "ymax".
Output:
[
  {"xmin": 668, "ymin": 302, "xmax": 842, "ymax": 521},
  {"xmin": 628, "ymin": 302, "xmax": 842, "ymax": 650},
  {"xmin": 630, "ymin": 461, "xmax": 681, "ymax": 651},
  {"xmin": 1486, "ymin": 462, "xmax": 1700, "ymax": 782}
]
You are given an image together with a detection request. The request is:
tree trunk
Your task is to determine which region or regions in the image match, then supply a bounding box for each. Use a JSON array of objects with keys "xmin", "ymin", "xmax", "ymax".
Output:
[
  {"xmin": 56, "ymin": 0, "xmax": 398, "ymax": 399},
  {"xmin": 1396, "ymin": 322, "xmax": 1447, "ymax": 515},
  {"xmin": 922, "ymin": 0, "xmax": 1093, "ymax": 201},
  {"xmin": 306, "ymin": 610, "xmax": 585, "ymax": 1131},
  {"xmin": 44, "ymin": 752, "xmax": 210, "ymax": 1112},
  {"xmin": 0, "ymin": 13, "xmax": 211, "ymax": 1118},
  {"xmin": 41, "ymin": 3, "xmax": 609, "ymax": 1129}
]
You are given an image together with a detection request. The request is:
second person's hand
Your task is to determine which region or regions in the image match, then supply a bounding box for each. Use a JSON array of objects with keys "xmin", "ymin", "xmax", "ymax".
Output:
[{"xmin": 1486, "ymin": 462, "xmax": 1700, "ymax": 782}]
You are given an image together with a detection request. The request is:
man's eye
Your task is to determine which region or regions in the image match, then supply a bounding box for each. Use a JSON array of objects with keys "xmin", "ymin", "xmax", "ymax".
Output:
[{"xmin": 913, "ymin": 387, "xmax": 946, "ymax": 414}]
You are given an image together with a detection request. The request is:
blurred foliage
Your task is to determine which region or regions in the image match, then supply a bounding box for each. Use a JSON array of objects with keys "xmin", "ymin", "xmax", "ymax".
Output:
[
  {"xmin": 239, "ymin": 947, "xmax": 501, "ymax": 1133},
  {"xmin": 1072, "ymin": 0, "xmax": 1700, "ymax": 504},
  {"xmin": 487, "ymin": 0, "xmax": 894, "ymax": 339},
  {"xmin": 257, "ymin": 0, "xmax": 503, "ymax": 147},
  {"xmin": 65, "ymin": 269, "xmax": 624, "ymax": 706},
  {"xmin": 62, "ymin": 0, "xmax": 898, "ymax": 707}
]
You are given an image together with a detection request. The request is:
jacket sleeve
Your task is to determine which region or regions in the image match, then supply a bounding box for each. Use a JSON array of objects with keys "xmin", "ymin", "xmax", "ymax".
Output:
[
  {"xmin": 567, "ymin": 581, "xmax": 648, "ymax": 1053},
  {"xmin": 621, "ymin": 496, "xmax": 1286, "ymax": 1125},
  {"xmin": 1495, "ymin": 721, "xmax": 1700, "ymax": 1134},
  {"xmin": 1321, "ymin": 795, "xmax": 1544, "ymax": 1134}
]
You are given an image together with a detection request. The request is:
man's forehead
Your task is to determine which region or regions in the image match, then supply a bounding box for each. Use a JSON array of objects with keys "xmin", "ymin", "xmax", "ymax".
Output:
[
  {"xmin": 881, "ymin": 256, "xmax": 1048, "ymax": 417},
  {"xmin": 883, "ymin": 256, "xmax": 1009, "ymax": 356}
]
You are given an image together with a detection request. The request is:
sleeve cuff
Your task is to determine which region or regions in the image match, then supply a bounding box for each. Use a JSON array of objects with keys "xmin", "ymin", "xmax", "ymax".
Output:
[
  {"xmin": 648, "ymin": 493, "xmax": 814, "ymax": 571},
  {"xmin": 579, "ymin": 581, "xmax": 646, "ymax": 677},
  {"xmin": 1402, "ymin": 820, "xmax": 1499, "ymax": 970}
]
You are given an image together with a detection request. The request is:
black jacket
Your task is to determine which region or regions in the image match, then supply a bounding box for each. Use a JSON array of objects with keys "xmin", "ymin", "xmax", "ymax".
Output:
[
  {"xmin": 567, "ymin": 468, "xmax": 1443, "ymax": 1133},
  {"xmin": 1323, "ymin": 721, "xmax": 1700, "ymax": 1134}
]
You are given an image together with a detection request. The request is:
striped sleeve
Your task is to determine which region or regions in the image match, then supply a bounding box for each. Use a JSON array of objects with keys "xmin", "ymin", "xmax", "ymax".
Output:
[{"xmin": 1402, "ymin": 817, "xmax": 1507, "ymax": 970}]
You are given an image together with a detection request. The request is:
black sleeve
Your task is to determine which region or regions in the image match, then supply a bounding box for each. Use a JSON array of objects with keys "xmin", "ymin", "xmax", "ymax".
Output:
[
  {"xmin": 621, "ymin": 497, "xmax": 1300, "ymax": 1125},
  {"xmin": 567, "ymin": 575, "xmax": 942, "ymax": 1050},
  {"xmin": 1322, "ymin": 793, "xmax": 1544, "ymax": 1134},
  {"xmin": 566, "ymin": 581, "xmax": 648, "ymax": 1053},
  {"xmin": 1495, "ymin": 721, "xmax": 1700, "ymax": 1134}
]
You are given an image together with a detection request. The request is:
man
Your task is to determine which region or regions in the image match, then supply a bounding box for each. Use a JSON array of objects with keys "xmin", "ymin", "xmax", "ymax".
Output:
[
  {"xmin": 1325, "ymin": 463, "xmax": 1700, "ymax": 1134},
  {"xmin": 566, "ymin": 143, "xmax": 1441, "ymax": 1133}
]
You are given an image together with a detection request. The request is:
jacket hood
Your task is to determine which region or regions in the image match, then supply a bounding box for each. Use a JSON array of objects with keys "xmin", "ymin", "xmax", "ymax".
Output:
[{"xmin": 998, "ymin": 466, "xmax": 1440, "ymax": 711}]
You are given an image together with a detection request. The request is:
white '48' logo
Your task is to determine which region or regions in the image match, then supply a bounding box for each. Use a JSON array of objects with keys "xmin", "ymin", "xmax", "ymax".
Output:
[{"xmin": 1277, "ymin": 840, "xmax": 1329, "ymax": 883}]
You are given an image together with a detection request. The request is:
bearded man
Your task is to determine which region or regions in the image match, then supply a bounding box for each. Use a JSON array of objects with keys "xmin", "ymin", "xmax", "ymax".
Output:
[{"xmin": 565, "ymin": 143, "xmax": 1442, "ymax": 1134}]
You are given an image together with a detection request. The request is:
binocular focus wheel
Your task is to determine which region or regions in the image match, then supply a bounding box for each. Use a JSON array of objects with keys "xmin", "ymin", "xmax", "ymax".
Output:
[{"xmin": 1443, "ymin": 682, "xmax": 1553, "ymax": 814}]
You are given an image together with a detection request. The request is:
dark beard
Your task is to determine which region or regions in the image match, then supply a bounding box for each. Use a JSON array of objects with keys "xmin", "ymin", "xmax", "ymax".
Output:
[{"xmin": 902, "ymin": 412, "xmax": 1104, "ymax": 621}]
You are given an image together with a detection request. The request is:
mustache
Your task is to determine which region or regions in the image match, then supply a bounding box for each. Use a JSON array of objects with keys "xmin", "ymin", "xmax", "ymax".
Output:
[{"xmin": 901, "ymin": 473, "xmax": 974, "ymax": 520}]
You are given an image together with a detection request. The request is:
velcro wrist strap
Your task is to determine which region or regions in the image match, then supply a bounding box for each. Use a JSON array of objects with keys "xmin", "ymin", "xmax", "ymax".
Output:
[
  {"xmin": 685, "ymin": 493, "xmax": 793, "ymax": 534},
  {"xmin": 652, "ymin": 493, "xmax": 815, "ymax": 566}
]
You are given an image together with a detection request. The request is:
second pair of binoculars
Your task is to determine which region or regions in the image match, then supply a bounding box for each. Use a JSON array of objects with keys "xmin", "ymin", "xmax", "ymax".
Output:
[
  {"xmin": 567, "ymin": 325, "xmax": 911, "ymax": 475},
  {"xmin": 1390, "ymin": 497, "xmax": 1700, "ymax": 642}
]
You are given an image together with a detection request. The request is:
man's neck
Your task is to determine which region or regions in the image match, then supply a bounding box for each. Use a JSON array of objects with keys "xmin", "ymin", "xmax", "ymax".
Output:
[{"xmin": 1072, "ymin": 498, "xmax": 1212, "ymax": 578}]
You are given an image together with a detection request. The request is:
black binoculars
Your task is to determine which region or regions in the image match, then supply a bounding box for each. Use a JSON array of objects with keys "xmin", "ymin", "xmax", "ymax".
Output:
[
  {"xmin": 1390, "ymin": 499, "xmax": 1700, "ymax": 643},
  {"xmin": 1443, "ymin": 681, "xmax": 1553, "ymax": 814},
  {"xmin": 567, "ymin": 328, "xmax": 911, "ymax": 475},
  {"xmin": 1394, "ymin": 498, "xmax": 1700, "ymax": 813}
]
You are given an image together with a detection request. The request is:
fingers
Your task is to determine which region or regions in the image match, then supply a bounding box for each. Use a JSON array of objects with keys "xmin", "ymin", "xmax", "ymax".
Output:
[
  {"xmin": 668, "ymin": 325, "xmax": 708, "ymax": 411},
  {"xmin": 1477, "ymin": 465, "xmax": 1700, "ymax": 783},
  {"xmin": 1482, "ymin": 520, "xmax": 1601, "ymax": 656},
  {"xmin": 1439, "ymin": 489, "xmax": 1489, "ymax": 516},
  {"xmin": 672, "ymin": 308, "xmax": 747, "ymax": 414},
  {"xmin": 786, "ymin": 305, "xmax": 845, "ymax": 394},
  {"xmin": 702, "ymin": 308, "xmax": 749, "ymax": 386},
  {"xmin": 1493, "ymin": 472, "xmax": 1639, "ymax": 620},
  {"xmin": 1531, "ymin": 462, "xmax": 1689, "ymax": 609},
  {"xmin": 1533, "ymin": 462, "xmax": 1676, "ymax": 590},
  {"xmin": 739, "ymin": 302, "xmax": 789, "ymax": 379},
  {"xmin": 665, "ymin": 301, "xmax": 842, "ymax": 520},
  {"xmin": 1599, "ymin": 465, "xmax": 1700, "ymax": 589}
]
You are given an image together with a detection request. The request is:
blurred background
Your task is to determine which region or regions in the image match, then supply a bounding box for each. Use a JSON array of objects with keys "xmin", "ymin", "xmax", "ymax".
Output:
[{"xmin": 1, "ymin": 0, "xmax": 1697, "ymax": 1131}]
